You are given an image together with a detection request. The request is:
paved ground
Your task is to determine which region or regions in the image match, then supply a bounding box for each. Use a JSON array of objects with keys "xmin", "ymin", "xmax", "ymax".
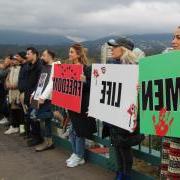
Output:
[{"xmin": 0, "ymin": 126, "xmax": 114, "ymax": 180}]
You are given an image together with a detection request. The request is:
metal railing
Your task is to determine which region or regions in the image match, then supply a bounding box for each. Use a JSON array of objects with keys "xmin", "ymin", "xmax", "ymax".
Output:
[{"xmin": 48, "ymin": 117, "xmax": 161, "ymax": 179}]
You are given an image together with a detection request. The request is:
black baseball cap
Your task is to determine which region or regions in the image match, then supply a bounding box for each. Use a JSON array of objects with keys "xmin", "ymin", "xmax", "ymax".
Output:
[
  {"xmin": 107, "ymin": 37, "xmax": 134, "ymax": 50},
  {"xmin": 17, "ymin": 51, "xmax": 27, "ymax": 59}
]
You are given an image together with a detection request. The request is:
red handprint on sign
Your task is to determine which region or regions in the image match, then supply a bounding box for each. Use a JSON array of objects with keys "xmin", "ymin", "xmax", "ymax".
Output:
[
  {"xmin": 152, "ymin": 108, "xmax": 174, "ymax": 137},
  {"xmin": 93, "ymin": 69, "xmax": 99, "ymax": 85},
  {"xmin": 127, "ymin": 104, "xmax": 137, "ymax": 131}
]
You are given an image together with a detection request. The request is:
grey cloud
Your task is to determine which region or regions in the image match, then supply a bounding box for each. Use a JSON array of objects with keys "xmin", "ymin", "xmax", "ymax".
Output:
[{"xmin": 0, "ymin": 0, "xmax": 179, "ymax": 39}]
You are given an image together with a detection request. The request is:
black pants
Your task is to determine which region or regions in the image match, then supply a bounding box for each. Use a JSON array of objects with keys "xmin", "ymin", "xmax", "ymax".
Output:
[
  {"xmin": 10, "ymin": 108, "xmax": 24, "ymax": 128},
  {"xmin": 114, "ymin": 145, "xmax": 133, "ymax": 175},
  {"xmin": 0, "ymin": 87, "xmax": 9, "ymax": 118}
]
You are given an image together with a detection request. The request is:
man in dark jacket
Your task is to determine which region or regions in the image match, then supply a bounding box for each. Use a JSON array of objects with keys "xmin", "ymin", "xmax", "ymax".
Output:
[
  {"xmin": 25, "ymin": 48, "xmax": 42, "ymax": 106},
  {"xmin": 24, "ymin": 47, "xmax": 43, "ymax": 147},
  {"xmin": 17, "ymin": 52, "xmax": 28, "ymax": 94}
]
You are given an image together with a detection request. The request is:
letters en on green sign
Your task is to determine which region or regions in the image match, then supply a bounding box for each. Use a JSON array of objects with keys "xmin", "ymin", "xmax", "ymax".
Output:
[{"xmin": 140, "ymin": 51, "xmax": 180, "ymax": 138}]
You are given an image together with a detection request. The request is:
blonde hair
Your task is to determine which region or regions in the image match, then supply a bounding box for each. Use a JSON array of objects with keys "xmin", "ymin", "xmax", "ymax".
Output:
[
  {"xmin": 121, "ymin": 47, "xmax": 138, "ymax": 64},
  {"xmin": 133, "ymin": 48, "xmax": 145, "ymax": 60},
  {"xmin": 71, "ymin": 43, "xmax": 88, "ymax": 65}
]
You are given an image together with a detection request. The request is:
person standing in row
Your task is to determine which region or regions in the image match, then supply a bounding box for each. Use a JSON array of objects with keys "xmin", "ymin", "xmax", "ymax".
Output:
[
  {"xmin": 103, "ymin": 37, "xmax": 144, "ymax": 180},
  {"xmin": 4, "ymin": 56, "xmax": 22, "ymax": 134},
  {"xmin": 32, "ymin": 49, "xmax": 56, "ymax": 152},
  {"xmin": 16, "ymin": 51, "xmax": 28, "ymax": 135},
  {"xmin": 25, "ymin": 47, "xmax": 43, "ymax": 147},
  {"xmin": 0, "ymin": 56, "xmax": 11, "ymax": 125},
  {"xmin": 160, "ymin": 26, "xmax": 180, "ymax": 180},
  {"xmin": 66, "ymin": 43, "xmax": 97, "ymax": 168}
]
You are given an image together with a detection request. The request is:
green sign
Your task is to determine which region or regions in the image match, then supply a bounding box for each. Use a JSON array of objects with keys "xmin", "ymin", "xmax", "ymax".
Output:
[{"xmin": 140, "ymin": 51, "xmax": 180, "ymax": 138}]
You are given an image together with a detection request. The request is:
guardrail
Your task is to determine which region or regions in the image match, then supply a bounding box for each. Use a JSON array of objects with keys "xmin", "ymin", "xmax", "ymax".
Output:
[{"xmin": 42, "ymin": 118, "xmax": 161, "ymax": 180}]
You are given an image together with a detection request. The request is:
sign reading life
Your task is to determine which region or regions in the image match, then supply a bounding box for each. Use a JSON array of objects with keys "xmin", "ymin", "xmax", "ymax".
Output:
[
  {"xmin": 100, "ymin": 81, "xmax": 122, "ymax": 107},
  {"xmin": 88, "ymin": 64, "xmax": 138, "ymax": 132}
]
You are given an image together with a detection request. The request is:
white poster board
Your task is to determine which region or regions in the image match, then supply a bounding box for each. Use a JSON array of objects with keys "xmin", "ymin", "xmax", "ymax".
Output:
[
  {"xmin": 34, "ymin": 73, "xmax": 47, "ymax": 100},
  {"xmin": 88, "ymin": 64, "xmax": 139, "ymax": 132}
]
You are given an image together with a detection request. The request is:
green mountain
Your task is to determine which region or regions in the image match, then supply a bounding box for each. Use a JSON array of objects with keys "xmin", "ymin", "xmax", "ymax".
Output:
[{"xmin": 0, "ymin": 31, "xmax": 172, "ymax": 61}]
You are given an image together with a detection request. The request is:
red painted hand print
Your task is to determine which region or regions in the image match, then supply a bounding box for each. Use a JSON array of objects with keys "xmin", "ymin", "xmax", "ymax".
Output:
[
  {"xmin": 152, "ymin": 108, "xmax": 174, "ymax": 137},
  {"xmin": 127, "ymin": 104, "xmax": 137, "ymax": 131},
  {"xmin": 93, "ymin": 69, "xmax": 99, "ymax": 85}
]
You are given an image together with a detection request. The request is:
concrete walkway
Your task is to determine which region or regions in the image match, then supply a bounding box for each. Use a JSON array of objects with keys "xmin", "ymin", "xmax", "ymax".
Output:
[{"xmin": 0, "ymin": 127, "xmax": 114, "ymax": 180}]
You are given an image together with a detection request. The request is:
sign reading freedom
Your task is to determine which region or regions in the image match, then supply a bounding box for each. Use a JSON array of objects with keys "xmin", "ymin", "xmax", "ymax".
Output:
[
  {"xmin": 52, "ymin": 64, "xmax": 83, "ymax": 113},
  {"xmin": 140, "ymin": 51, "xmax": 180, "ymax": 138}
]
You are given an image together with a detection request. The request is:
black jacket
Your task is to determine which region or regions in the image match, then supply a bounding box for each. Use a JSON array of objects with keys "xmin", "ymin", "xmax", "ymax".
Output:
[
  {"xmin": 68, "ymin": 65, "xmax": 97, "ymax": 138},
  {"xmin": 24, "ymin": 59, "xmax": 42, "ymax": 106},
  {"xmin": 18, "ymin": 63, "xmax": 29, "ymax": 93}
]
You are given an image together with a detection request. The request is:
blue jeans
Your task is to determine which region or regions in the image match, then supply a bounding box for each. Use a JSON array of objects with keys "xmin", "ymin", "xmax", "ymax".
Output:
[
  {"xmin": 69, "ymin": 125, "xmax": 85, "ymax": 158},
  {"xmin": 37, "ymin": 101, "xmax": 53, "ymax": 138},
  {"xmin": 43, "ymin": 118, "xmax": 52, "ymax": 138},
  {"xmin": 26, "ymin": 107, "xmax": 41, "ymax": 138}
]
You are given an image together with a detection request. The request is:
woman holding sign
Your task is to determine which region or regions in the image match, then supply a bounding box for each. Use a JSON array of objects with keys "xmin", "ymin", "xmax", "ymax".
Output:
[
  {"xmin": 160, "ymin": 26, "xmax": 180, "ymax": 180},
  {"xmin": 104, "ymin": 37, "xmax": 144, "ymax": 180},
  {"xmin": 66, "ymin": 43, "xmax": 97, "ymax": 168}
]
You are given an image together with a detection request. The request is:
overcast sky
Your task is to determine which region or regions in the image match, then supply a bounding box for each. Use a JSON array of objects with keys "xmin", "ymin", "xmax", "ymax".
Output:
[{"xmin": 0, "ymin": 0, "xmax": 179, "ymax": 40}]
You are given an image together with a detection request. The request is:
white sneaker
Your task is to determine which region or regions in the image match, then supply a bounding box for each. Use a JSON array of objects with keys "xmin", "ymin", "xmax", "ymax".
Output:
[
  {"xmin": 19, "ymin": 124, "xmax": 25, "ymax": 134},
  {"xmin": 66, "ymin": 153, "xmax": 76, "ymax": 163},
  {"xmin": 66, "ymin": 155, "xmax": 85, "ymax": 168},
  {"xmin": 0, "ymin": 117, "xmax": 9, "ymax": 125},
  {"xmin": 4, "ymin": 126, "xmax": 19, "ymax": 135}
]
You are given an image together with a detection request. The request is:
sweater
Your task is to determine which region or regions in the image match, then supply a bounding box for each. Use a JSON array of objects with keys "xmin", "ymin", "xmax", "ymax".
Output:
[
  {"xmin": 18, "ymin": 63, "xmax": 29, "ymax": 93},
  {"xmin": 6, "ymin": 65, "xmax": 21, "ymax": 104}
]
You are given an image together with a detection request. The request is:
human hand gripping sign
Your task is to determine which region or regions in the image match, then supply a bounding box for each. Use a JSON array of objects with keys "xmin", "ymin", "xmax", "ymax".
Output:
[
  {"xmin": 37, "ymin": 98, "xmax": 45, "ymax": 109},
  {"xmin": 127, "ymin": 104, "xmax": 138, "ymax": 131},
  {"xmin": 152, "ymin": 108, "xmax": 174, "ymax": 137},
  {"xmin": 80, "ymin": 74, "xmax": 86, "ymax": 82}
]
